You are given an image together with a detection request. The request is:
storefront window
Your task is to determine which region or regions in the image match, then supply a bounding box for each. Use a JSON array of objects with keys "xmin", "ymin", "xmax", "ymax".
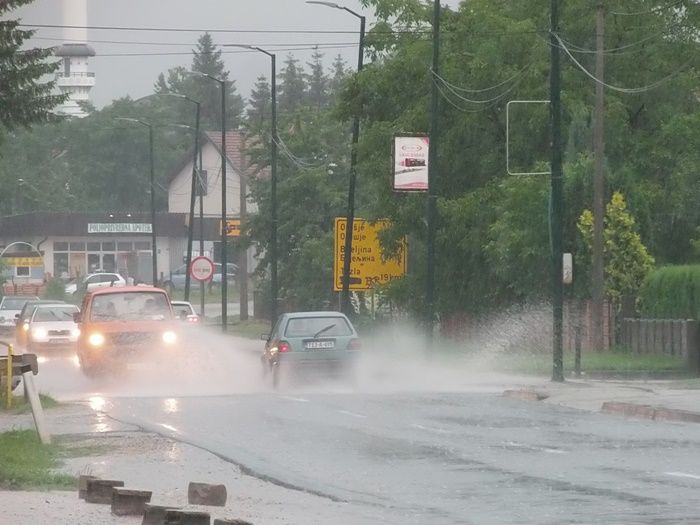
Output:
[
  {"xmin": 54, "ymin": 253, "xmax": 69, "ymax": 279},
  {"xmin": 69, "ymin": 242, "xmax": 85, "ymax": 251},
  {"xmin": 86, "ymin": 242, "xmax": 101, "ymax": 251},
  {"xmin": 117, "ymin": 242, "xmax": 132, "ymax": 251},
  {"xmin": 16, "ymin": 266, "xmax": 29, "ymax": 277},
  {"xmin": 54, "ymin": 242, "xmax": 68, "ymax": 251},
  {"xmin": 134, "ymin": 241, "xmax": 151, "ymax": 251},
  {"xmin": 102, "ymin": 242, "xmax": 116, "ymax": 251}
]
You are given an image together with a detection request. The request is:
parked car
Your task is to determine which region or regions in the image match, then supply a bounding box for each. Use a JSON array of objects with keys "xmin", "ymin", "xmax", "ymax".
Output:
[
  {"xmin": 0, "ymin": 295, "xmax": 39, "ymax": 335},
  {"xmin": 65, "ymin": 272, "xmax": 126, "ymax": 296},
  {"xmin": 75, "ymin": 286, "xmax": 179, "ymax": 376},
  {"xmin": 15, "ymin": 300, "xmax": 66, "ymax": 348},
  {"xmin": 164, "ymin": 263, "xmax": 238, "ymax": 291},
  {"xmin": 261, "ymin": 311, "xmax": 361, "ymax": 389},
  {"xmin": 24, "ymin": 303, "xmax": 80, "ymax": 353},
  {"xmin": 171, "ymin": 300, "xmax": 200, "ymax": 323}
]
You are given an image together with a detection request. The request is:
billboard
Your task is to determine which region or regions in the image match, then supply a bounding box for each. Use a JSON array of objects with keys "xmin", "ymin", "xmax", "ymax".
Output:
[{"xmin": 393, "ymin": 135, "xmax": 429, "ymax": 192}]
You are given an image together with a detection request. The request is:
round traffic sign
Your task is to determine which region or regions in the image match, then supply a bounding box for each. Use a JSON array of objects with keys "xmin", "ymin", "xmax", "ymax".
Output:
[{"xmin": 189, "ymin": 256, "xmax": 214, "ymax": 282}]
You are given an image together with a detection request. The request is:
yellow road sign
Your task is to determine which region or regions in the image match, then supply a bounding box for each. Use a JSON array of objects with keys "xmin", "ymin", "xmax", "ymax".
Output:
[
  {"xmin": 220, "ymin": 219, "xmax": 241, "ymax": 237},
  {"xmin": 333, "ymin": 218, "xmax": 407, "ymax": 292},
  {"xmin": 4, "ymin": 256, "xmax": 43, "ymax": 267}
]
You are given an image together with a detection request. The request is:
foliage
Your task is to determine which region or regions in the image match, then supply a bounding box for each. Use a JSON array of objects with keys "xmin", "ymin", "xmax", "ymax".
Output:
[
  {"xmin": 42, "ymin": 277, "xmax": 66, "ymax": 302},
  {"xmin": 638, "ymin": 265, "xmax": 700, "ymax": 320},
  {"xmin": 0, "ymin": 0, "xmax": 67, "ymax": 141},
  {"xmin": 0, "ymin": 429, "xmax": 74, "ymax": 490},
  {"xmin": 578, "ymin": 192, "xmax": 655, "ymax": 302}
]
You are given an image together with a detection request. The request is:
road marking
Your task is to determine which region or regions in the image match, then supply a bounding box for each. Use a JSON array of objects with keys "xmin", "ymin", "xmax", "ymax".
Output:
[
  {"xmin": 665, "ymin": 472, "xmax": 700, "ymax": 480},
  {"xmin": 503, "ymin": 441, "xmax": 567, "ymax": 454},
  {"xmin": 279, "ymin": 395, "xmax": 309, "ymax": 403},
  {"xmin": 410, "ymin": 423, "xmax": 453, "ymax": 435},
  {"xmin": 337, "ymin": 410, "xmax": 367, "ymax": 419}
]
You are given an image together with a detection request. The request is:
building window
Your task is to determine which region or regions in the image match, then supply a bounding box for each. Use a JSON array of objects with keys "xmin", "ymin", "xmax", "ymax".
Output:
[
  {"xmin": 54, "ymin": 253, "xmax": 69, "ymax": 279},
  {"xmin": 134, "ymin": 241, "xmax": 151, "ymax": 251},
  {"xmin": 54, "ymin": 242, "xmax": 68, "ymax": 251},
  {"xmin": 69, "ymin": 242, "xmax": 85, "ymax": 251},
  {"xmin": 117, "ymin": 242, "xmax": 132, "ymax": 251},
  {"xmin": 86, "ymin": 242, "xmax": 100, "ymax": 251},
  {"xmin": 16, "ymin": 266, "xmax": 29, "ymax": 277},
  {"xmin": 102, "ymin": 242, "xmax": 115, "ymax": 251},
  {"xmin": 196, "ymin": 170, "xmax": 208, "ymax": 196}
]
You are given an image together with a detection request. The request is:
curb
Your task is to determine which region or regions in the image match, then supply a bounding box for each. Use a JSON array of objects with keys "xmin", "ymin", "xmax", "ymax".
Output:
[
  {"xmin": 601, "ymin": 401, "xmax": 700, "ymax": 424},
  {"xmin": 502, "ymin": 389, "xmax": 549, "ymax": 402}
]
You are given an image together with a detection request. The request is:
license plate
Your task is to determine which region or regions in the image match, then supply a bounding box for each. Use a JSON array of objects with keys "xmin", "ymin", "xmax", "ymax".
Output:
[{"xmin": 304, "ymin": 340, "xmax": 335, "ymax": 349}]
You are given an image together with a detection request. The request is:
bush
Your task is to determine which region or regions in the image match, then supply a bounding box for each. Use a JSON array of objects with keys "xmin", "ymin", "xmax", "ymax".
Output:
[
  {"xmin": 638, "ymin": 265, "xmax": 700, "ymax": 320},
  {"xmin": 42, "ymin": 277, "xmax": 66, "ymax": 302}
]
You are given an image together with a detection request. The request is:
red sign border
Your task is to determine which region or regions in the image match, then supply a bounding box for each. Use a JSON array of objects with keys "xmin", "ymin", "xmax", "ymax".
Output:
[{"xmin": 189, "ymin": 255, "xmax": 215, "ymax": 282}]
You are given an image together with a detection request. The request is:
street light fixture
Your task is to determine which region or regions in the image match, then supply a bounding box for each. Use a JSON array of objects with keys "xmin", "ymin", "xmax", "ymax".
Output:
[
  {"xmin": 186, "ymin": 70, "xmax": 229, "ymax": 332},
  {"xmin": 224, "ymin": 43, "xmax": 278, "ymax": 326},
  {"xmin": 306, "ymin": 0, "xmax": 366, "ymax": 315},
  {"xmin": 114, "ymin": 117, "xmax": 158, "ymax": 286}
]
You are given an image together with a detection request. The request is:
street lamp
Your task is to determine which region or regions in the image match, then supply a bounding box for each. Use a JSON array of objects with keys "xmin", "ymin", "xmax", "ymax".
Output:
[
  {"xmin": 306, "ymin": 0, "xmax": 366, "ymax": 315},
  {"xmin": 114, "ymin": 117, "xmax": 158, "ymax": 286},
  {"xmin": 187, "ymin": 71, "xmax": 229, "ymax": 332},
  {"xmin": 224, "ymin": 43, "xmax": 278, "ymax": 326}
]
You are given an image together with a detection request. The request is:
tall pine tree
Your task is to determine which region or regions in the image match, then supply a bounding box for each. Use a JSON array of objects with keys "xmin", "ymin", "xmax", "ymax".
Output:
[
  {"xmin": 305, "ymin": 47, "xmax": 329, "ymax": 111},
  {"xmin": 277, "ymin": 54, "xmax": 306, "ymax": 114}
]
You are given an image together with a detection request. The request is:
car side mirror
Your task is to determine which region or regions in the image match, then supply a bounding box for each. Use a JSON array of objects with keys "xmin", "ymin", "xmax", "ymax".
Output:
[
  {"xmin": 14, "ymin": 313, "xmax": 19, "ymax": 320},
  {"xmin": 73, "ymin": 312, "xmax": 81, "ymax": 323}
]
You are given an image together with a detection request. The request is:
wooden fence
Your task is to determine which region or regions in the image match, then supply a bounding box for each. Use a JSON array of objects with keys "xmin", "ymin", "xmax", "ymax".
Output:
[{"xmin": 620, "ymin": 318, "xmax": 699, "ymax": 372}]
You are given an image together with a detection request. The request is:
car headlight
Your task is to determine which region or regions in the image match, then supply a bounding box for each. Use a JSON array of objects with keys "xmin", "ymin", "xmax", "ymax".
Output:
[
  {"xmin": 22, "ymin": 323, "xmax": 29, "ymax": 332},
  {"xmin": 88, "ymin": 333, "xmax": 105, "ymax": 347},
  {"xmin": 162, "ymin": 331, "xmax": 177, "ymax": 345},
  {"xmin": 71, "ymin": 327, "xmax": 81, "ymax": 338},
  {"xmin": 31, "ymin": 327, "xmax": 48, "ymax": 341}
]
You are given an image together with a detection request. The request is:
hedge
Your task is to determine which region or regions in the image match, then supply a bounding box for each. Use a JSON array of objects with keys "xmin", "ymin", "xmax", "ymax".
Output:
[{"xmin": 638, "ymin": 265, "xmax": 700, "ymax": 320}]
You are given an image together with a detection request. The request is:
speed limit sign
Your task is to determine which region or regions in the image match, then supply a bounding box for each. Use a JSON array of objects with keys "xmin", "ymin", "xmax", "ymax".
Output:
[{"xmin": 189, "ymin": 256, "xmax": 215, "ymax": 282}]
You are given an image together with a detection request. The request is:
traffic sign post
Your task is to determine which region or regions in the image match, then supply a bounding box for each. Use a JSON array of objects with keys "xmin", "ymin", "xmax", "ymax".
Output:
[
  {"xmin": 189, "ymin": 256, "xmax": 215, "ymax": 283},
  {"xmin": 333, "ymin": 218, "xmax": 407, "ymax": 292}
]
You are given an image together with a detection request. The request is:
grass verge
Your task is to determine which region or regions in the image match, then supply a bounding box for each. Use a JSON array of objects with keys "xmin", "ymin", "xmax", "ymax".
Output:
[
  {"xmin": 0, "ymin": 394, "xmax": 60, "ymax": 415},
  {"xmin": 225, "ymin": 318, "xmax": 271, "ymax": 340},
  {"xmin": 493, "ymin": 349, "xmax": 688, "ymax": 376},
  {"xmin": 0, "ymin": 430, "xmax": 76, "ymax": 490}
]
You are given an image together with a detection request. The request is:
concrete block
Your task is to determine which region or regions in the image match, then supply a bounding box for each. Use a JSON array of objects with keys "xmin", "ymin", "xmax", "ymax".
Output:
[
  {"xmin": 653, "ymin": 408, "xmax": 700, "ymax": 424},
  {"xmin": 78, "ymin": 474, "xmax": 98, "ymax": 499},
  {"xmin": 188, "ymin": 481, "xmax": 227, "ymax": 506},
  {"xmin": 214, "ymin": 520, "xmax": 255, "ymax": 525},
  {"xmin": 164, "ymin": 509, "xmax": 211, "ymax": 525},
  {"xmin": 85, "ymin": 479, "xmax": 125, "ymax": 504},
  {"xmin": 601, "ymin": 402, "xmax": 655, "ymax": 420},
  {"xmin": 502, "ymin": 389, "xmax": 549, "ymax": 401},
  {"xmin": 142, "ymin": 504, "xmax": 182, "ymax": 525},
  {"xmin": 111, "ymin": 488, "xmax": 152, "ymax": 516}
]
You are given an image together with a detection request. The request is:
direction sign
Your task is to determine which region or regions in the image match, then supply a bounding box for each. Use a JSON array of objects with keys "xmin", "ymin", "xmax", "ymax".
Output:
[
  {"xmin": 189, "ymin": 256, "xmax": 215, "ymax": 282},
  {"xmin": 220, "ymin": 219, "xmax": 241, "ymax": 237},
  {"xmin": 333, "ymin": 218, "xmax": 407, "ymax": 292}
]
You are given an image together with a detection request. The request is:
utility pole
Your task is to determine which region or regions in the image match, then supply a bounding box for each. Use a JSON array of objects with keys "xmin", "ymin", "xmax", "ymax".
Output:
[
  {"xmin": 239, "ymin": 144, "xmax": 249, "ymax": 321},
  {"xmin": 592, "ymin": 0, "xmax": 606, "ymax": 352},
  {"xmin": 426, "ymin": 0, "xmax": 440, "ymax": 341},
  {"xmin": 550, "ymin": 0, "xmax": 565, "ymax": 382}
]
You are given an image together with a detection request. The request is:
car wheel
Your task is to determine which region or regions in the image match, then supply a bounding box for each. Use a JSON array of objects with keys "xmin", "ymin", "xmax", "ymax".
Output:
[
  {"xmin": 272, "ymin": 362, "xmax": 281, "ymax": 390},
  {"xmin": 78, "ymin": 354, "xmax": 100, "ymax": 378}
]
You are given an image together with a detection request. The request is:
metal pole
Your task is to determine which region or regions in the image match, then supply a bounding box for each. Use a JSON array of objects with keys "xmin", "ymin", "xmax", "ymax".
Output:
[
  {"xmin": 340, "ymin": 14, "xmax": 365, "ymax": 315},
  {"xmin": 199, "ymin": 137, "xmax": 205, "ymax": 318},
  {"xmin": 270, "ymin": 53, "xmax": 279, "ymax": 325},
  {"xmin": 184, "ymin": 102, "xmax": 201, "ymax": 301},
  {"xmin": 550, "ymin": 0, "xmax": 565, "ymax": 382},
  {"xmin": 220, "ymin": 80, "xmax": 228, "ymax": 331},
  {"xmin": 592, "ymin": 0, "xmax": 606, "ymax": 352},
  {"xmin": 239, "ymin": 153, "xmax": 249, "ymax": 321},
  {"xmin": 5, "ymin": 344, "xmax": 12, "ymax": 409},
  {"xmin": 149, "ymin": 124, "xmax": 158, "ymax": 286},
  {"xmin": 426, "ymin": 0, "xmax": 440, "ymax": 341}
]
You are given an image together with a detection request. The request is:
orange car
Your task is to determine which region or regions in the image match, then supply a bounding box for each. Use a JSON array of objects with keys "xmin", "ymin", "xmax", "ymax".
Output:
[{"xmin": 75, "ymin": 286, "xmax": 179, "ymax": 376}]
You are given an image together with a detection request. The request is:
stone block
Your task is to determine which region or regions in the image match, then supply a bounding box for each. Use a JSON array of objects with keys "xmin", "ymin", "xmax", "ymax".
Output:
[
  {"xmin": 85, "ymin": 479, "xmax": 125, "ymax": 504},
  {"xmin": 188, "ymin": 481, "xmax": 227, "ymax": 506},
  {"xmin": 601, "ymin": 401, "xmax": 655, "ymax": 420},
  {"xmin": 214, "ymin": 520, "xmax": 255, "ymax": 525},
  {"xmin": 111, "ymin": 487, "xmax": 152, "ymax": 516},
  {"xmin": 142, "ymin": 504, "xmax": 182, "ymax": 525},
  {"xmin": 78, "ymin": 474, "xmax": 98, "ymax": 499},
  {"xmin": 164, "ymin": 509, "xmax": 211, "ymax": 525},
  {"xmin": 502, "ymin": 389, "xmax": 548, "ymax": 401}
]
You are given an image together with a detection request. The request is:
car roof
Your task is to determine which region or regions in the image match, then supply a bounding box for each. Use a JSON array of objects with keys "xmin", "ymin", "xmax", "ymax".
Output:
[
  {"xmin": 34, "ymin": 303, "xmax": 78, "ymax": 309},
  {"xmin": 282, "ymin": 311, "xmax": 348, "ymax": 319},
  {"xmin": 90, "ymin": 285, "xmax": 166, "ymax": 296},
  {"xmin": 1, "ymin": 296, "xmax": 40, "ymax": 301},
  {"xmin": 170, "ymin": 300, "xmax": 192, "ymax": 306}
]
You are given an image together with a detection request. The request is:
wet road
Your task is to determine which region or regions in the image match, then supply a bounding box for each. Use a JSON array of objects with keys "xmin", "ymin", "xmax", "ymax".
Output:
[{"xmin": 29, "ymin": 343, "xmax": 700, "ymax": 525}]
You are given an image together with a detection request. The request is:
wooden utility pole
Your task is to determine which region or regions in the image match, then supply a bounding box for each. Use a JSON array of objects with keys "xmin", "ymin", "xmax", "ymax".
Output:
[
  {"xmin": 239, "ymin": 141, "xmax": 249, "ymax": 321},
  {"xmin": 592, "ymin": 0, "xmax": 606, "ymax": 351}
]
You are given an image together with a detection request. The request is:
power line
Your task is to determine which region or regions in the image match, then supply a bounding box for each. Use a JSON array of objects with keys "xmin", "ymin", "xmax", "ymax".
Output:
[
  {"xmin": 432, "ymin": 77, "xmax": 504, "ymax": 114},
  {"xmin": 431, "ymin": 66, "xmax": 528, "ymax": 94},
  {"xmin": 33, "ymin": 36, "xmax": 361, "ymax": 47},
  {"xmin": 610, "ymin": 0, "xmax": 686, "ymax": 16},
  {"xmin": 546, "ymin": 30, "xmax": 667, "ymax": 55},
  {"xmin": 554, "ymin": 32, "xmax": 696, "ymax": 93},
  {"xmin": 431, "ymin": 68, "xmax": 524, "ymax": 104},
  {"xmin": 87, "ymin": 44, "xmax": 358, "ymax": 58}
]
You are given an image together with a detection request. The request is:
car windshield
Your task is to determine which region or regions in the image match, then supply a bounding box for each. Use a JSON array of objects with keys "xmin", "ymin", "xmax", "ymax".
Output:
[
  {"xmin": 91, "ymin": 292, "xmax": 172, "ymax": 321},
  {"xmin": 172, "ymin": 303, "xmax": 194, "ymax": 317},
  {"xmin": 1, "ymin": 297, "xmax": 32, "ymax": 310},
  {"xmin": 284, "ymin": 317, "xmax": 353, "ymax": 338},
  {"xmin": 33, "ymin": 305, "xmax": 79, "ymax": 322}
]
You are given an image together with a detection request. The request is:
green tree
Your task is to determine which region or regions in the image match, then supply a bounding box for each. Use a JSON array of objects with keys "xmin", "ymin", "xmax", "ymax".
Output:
[
  {"xmin": 306, "ymin": 47, "xmax": 329, "ymax": 110},
  {"xmin": 278, "ymin": 54, "xmax": 306, "ymax": 114},
  {"xmin": 245, "ymin": 75, "xmax": 271, "ymax": 133},
  {"xmin": 0, "ymin": 0, "xmax": 66, "ymax": 138},
  {"xmin": 578, "ymin": 192, "xmax": 655, "ymax": 303}
]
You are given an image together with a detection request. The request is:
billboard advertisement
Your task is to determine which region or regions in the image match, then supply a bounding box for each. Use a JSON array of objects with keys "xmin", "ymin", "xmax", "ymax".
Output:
[{"xmin": 393, "ymin": 135, "xmax": 429, "ymax": 192}]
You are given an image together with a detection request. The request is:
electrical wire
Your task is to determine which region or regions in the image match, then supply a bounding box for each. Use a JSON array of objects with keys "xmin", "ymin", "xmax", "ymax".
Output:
[
  {"xmin": 432, "ymin": 66, "xmax": 528, "ymax": 94},
  {"xmin": 274, "ymin": 136, "xmax": 326, "ymax": 169},
  {"xmin": 32, "ymin": 36, "xmax": 361, "ymax": 47},
  {"xmin": 610, "ymin": 0, "xmax": 685, "ymax": 16},
  {"xmin": 554, "ymin": 32, "xmax": 696, "ymax": 93},
  {"xmin": 431, "ymin": 68, "xmax": 524, "ymax": 104},
  {"xmin": 86, "ymin": 44, "xmax": 358, "ymax": 58},
  {"xmin": 432, "ymin": 77, "xmax": 504, "ymax": 114},
  {"xmin": 546, "ymin": 30, "xmax": 666, "ymax": 55}
]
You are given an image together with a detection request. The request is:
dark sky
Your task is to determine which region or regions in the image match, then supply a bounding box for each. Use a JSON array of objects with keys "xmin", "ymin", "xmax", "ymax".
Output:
[{"xmin": 16, "ymin": 0, "xmax": 459, "ymax": 108}]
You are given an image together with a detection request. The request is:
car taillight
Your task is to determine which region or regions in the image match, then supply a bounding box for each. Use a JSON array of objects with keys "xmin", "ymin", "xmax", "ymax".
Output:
[
  {"xmin": 278, "ymin": 341, "xmax": 290, "ymax": 353},
  {"xmin": 187, "ymin": 315, "xmax": 199, "ymax": 323},
  {"xmin": 348, "ymin": 338, "xmax": 361, "ymax": 350}
]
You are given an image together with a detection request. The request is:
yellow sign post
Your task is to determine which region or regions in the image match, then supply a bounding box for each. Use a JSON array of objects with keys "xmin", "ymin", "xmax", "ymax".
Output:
[
  {"xmin": 333, "ymin": 218, "xmax": 407, "ymax": 292},
  {"xmin": 220, "ymin": 219, "xmax": 241, "ymax": 237}
]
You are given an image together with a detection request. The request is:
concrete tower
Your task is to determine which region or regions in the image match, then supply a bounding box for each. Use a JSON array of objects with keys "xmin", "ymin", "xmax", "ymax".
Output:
[{"xmin": 55, "ymin": 0, "xmax": 95, "ymax": 118}]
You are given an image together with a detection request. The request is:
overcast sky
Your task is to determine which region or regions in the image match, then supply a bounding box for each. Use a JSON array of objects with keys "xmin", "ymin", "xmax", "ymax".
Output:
[{"xmin": 16, "ymin": 0, "xmax": 459, "ymax": 109}]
